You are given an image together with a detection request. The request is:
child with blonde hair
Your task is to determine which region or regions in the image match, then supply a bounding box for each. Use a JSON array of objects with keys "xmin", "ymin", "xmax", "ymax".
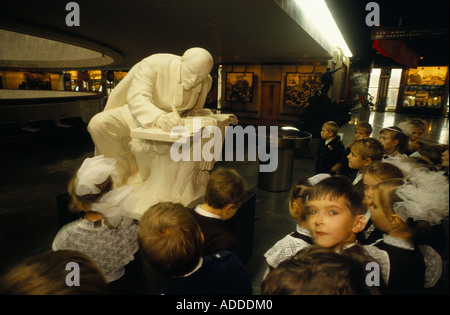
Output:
[
  {"xmin": 358, "ymin": 161, "xmax": 404, "ymax": 245},
  {"xmin": 332, "ymin": 120, "xmax": 372, "ymax": 178},
  {"xmin": 347, "ymin": 138, "xmax": 384, "ymax": 188},
  {"xmin": 315, "ymin": 121, "xmax": 345, "ymax": 175},
  {"xmin": 369, "ymin": 168, "xmax": 448, "ymax": 294},
  {"xmin": 52, "ymin": 155, "xmax": 144, "ymax": 294},
  {"xmin": 399, "ymin": 117, "xmax": 428, "ymax": 156},
  {"xmin": 379, "ymin": 126, "xmax": 409, "ymax": 158},
  {"xmin": 354, "ymin": 120, "xmax": 373, "ymax": 140}
]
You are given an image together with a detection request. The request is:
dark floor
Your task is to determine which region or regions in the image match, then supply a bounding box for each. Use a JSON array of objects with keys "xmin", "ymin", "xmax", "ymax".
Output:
[{"xmin": 0, "ymin": 111, "xmax": 448, "ymax": 294}]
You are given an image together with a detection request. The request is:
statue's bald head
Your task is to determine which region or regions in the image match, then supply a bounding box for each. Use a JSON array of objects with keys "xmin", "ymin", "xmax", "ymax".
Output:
[
  {"xmin": 181, "ymin": 48, "xmax": 213, "ymax": 75},
  {"xmin": 180, "ymin": 48, "xmax": 213, "ymax": 90}
]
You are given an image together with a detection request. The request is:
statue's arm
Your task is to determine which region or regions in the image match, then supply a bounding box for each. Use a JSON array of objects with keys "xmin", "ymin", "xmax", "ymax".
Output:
[{"xmin": 127, "ymin": 61, "xmax": 166, "ymax": 127}]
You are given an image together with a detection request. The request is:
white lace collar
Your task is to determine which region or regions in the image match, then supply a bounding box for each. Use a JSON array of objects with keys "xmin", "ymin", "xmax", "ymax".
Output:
[
  {"xmin": 296, "ymin": 225, "xmax": 312, "ymax": 237},
  {"xmin": 79, "ymin": 218, "xmax": 108, "ymax": 230},
  {"xmin": 383, "ymin": 234, "xmax": 414, "ymax": 250}
]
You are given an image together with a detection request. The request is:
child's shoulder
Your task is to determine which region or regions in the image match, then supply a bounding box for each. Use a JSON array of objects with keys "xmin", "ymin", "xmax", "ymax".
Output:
[
  {"xmin": 205, "ymin": 250, "xmax": 241, "ymax": 264},
  {"xmin": 203, "ymin": 251, "xmax": 248, "ymax": 273},
  {"xmin": 418, "ymin": 245, "xmax": 442, "ymax": 288},
  {"xmin": 264, "ymin": 233, "xmax": 313, "ymax": 268},
  {"xmin": 329, "ymin": 137, "xmax": 345, "ymax": 149}
]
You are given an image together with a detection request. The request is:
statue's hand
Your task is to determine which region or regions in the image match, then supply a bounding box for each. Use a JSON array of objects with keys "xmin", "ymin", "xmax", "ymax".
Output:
[{"xmin": 156, "ymin": 112, "xmax": 184, "ymax": 131}]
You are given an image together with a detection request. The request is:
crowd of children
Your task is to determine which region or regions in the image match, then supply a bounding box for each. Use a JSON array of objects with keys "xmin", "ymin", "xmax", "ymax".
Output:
[{"xmin": 1, "ymin": 117, "xmax": 448, "ymax": 295}]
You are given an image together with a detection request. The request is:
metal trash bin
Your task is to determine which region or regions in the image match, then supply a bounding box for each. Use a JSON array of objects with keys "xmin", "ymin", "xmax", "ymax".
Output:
[{"xmin": 258, "ymin": 126, "xmax": 312, "ymax": 192}]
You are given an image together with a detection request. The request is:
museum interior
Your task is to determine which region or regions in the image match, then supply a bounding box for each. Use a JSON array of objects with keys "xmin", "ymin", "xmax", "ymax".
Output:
[{"xmin": 0, "ymin": 0, "xmax": 449, "ymax": 296}]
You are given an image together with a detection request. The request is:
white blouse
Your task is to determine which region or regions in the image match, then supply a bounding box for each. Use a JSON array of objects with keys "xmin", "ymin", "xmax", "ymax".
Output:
[{"xmin": 52, "ymin": 219, "xmax": 138, "ymax": 283}]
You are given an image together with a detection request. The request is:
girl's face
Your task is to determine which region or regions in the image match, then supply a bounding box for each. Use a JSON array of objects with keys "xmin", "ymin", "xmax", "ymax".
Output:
[
  {"xmin": 307, "ymin": 196, "xmax": 365, "ymax": 251},
  {"xmin": 379, "ymin": 132, "xmax": 398, "ymax": 155},
  {"xmin": 363, "ymin": 173, "xmax": 382, "ymax": 206},
  {"xmin": 369, "ymin": 190, "xmax": 391, "ymax": 233}
]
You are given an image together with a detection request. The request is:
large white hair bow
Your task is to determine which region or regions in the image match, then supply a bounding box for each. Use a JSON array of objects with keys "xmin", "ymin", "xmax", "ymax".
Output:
[
  {"xmin": 394, "ymin": 168, "xmax": 449, "ymax": 225},
  {"xmin": 76, "ymin": 155, "xmax": 119, "ymax": 196}
]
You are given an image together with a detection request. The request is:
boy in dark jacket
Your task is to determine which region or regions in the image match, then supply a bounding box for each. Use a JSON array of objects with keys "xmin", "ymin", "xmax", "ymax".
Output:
[{"xmin": 315, "ymin": 121, "xmax": 345, "ymax": 175}]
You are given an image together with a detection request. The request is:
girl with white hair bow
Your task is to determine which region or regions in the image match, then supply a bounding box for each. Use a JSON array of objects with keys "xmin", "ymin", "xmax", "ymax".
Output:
[
  {"xmin": 368, "ymin": 168, "xmax": 448, "ymax": 294},
  {"xmin": 52, "ymin": 155, "xmax": 145, "ymax": 293}
]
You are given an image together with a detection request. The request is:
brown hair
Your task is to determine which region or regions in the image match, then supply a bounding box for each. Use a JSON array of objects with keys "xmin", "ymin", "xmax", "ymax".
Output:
[
  {"xmin": 0, "ymin": 250, "xmax": 106, "ymax": 295},
  {"xmin": 365, "ymin": 161, "xmax": 404, "ymax": 181},
  {"xmin": 307, "ymin": 176, "xmax": 365, "ymax": 216},
  {"xmin": 204, "ymin": 167, "xmax": 247, "ymax": 209},
  {"xmin": 261, "ymin": 245, "xmax": 379, "ymax": 295},
  {"xmin": 420, "ymin": 144, "xmax": 446, "ymax": 166},
  {"xmin": 289, "ymin": 177, "xmax": 312, "ymax": 222},
  {"xmin": 138, "ymin": 202, "xmax": 203, "ymax": 277},
  {"xmin": 349, "ymin": 138, "xmax": 384, "ymax": 162}
]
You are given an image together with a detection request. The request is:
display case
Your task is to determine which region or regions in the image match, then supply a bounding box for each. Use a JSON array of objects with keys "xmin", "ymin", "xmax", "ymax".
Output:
[
  {"xmin": 64, "ymin": 70, "xmax": 79, "ymax": 91},
  {"xmin": 106, "ymin": 71, "xmax": 128, "ymax": 95},
  {"xmin": 401, "ymin": 66, "xmax": 448, "ymax": 115}
]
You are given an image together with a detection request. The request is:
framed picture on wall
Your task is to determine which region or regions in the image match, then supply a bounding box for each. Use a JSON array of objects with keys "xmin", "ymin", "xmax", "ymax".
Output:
[
  {"xmin": 284, "ymin": 73, "xmax": 321, "ymax": 107},
  {"xmin": 225, "ymin": 72, "xmax": 254, "ymax": 103}
]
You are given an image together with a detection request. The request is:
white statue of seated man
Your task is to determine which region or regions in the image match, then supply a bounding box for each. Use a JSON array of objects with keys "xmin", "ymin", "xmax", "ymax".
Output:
[
  {"xmin": 88, "ymin": 47, "xmax": 215, "ymax": 186},
  {"xmin": 87, "ymin": 48, "xmax": 236, "ymax": 218}
]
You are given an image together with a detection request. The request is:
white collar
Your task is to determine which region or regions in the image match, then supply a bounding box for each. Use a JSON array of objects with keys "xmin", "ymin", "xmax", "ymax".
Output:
[
  {"xmin": 176, "ymin": 258, "xmax": 203, "ymax": 278},
  {"xmin": 296, "ymin": 225, "xmax": 312, "ymax": 237},
  {"xmin": 383, "ymin": 234, "xmax": 414, "ymax": 250},
  {"xmin": 335, "ymin": 241, "xmax": 358, "ymax": 253},
  {"xmin": 79, "ymin": 218, "xmax": 108, "ymax": 230},
  {"xmin": 194, "ymin": 204, "xmax": 221, "ymax": 219},
  {"xmin": 352, "ymin": 172, "xmax": 364, "ymax": 185}
]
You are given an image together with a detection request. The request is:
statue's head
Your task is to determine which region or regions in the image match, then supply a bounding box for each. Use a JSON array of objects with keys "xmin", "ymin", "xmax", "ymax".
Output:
[{"xmin": 180, "ymin": 47, "xmax": 213, "ymax": 90}]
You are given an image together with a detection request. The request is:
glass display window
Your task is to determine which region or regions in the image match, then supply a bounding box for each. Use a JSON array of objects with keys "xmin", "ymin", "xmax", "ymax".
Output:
[{"xmin": 402, "ymin": 66, "xmax": 448, "ymax": 111}]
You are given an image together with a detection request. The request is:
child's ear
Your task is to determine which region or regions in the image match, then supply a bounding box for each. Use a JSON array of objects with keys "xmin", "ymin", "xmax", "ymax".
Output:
[
  {"xmin": 393, "ymin": 139, "xmax": 399, "ymax": 148},
  {"xmin": 352, "ymin": 214, "xmax": 368, "ymax": 233},
  {"xmin": 289, "ymin": 200, "xmax": 303, "ymax": 221},
  {"xmin": 388, "ymin": 214, "xmax": 403, "ymax": 229},
  {"xmin": 224, "ymin": 204, "xmax": 235, "ymax": 215},
  {"xmin": 363, "ymin": 157, "xmax": 373, "ymax": 167}
]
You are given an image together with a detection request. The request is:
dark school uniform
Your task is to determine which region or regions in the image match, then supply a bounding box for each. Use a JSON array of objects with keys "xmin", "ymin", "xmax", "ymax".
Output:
[
  {"xmin": 192, "ymin": 207, "xmax": 238, "ymax": 256},
  {"xmin": 159, "ymin": 251, "xmax": 253, "ymax": 295},
  {"xmin": 372, "ymin": 235, "xmax": 442, "ymax": 295},
  {"xmin": 315, "ymin": 136, "xmax": 345, "ymax": 175}
]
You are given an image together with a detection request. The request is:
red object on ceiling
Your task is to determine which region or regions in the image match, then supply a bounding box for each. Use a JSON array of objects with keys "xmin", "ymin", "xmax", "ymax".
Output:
[{"xmin": 372, "ymin": 40, "xmax": 420, "ymax": 68}]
